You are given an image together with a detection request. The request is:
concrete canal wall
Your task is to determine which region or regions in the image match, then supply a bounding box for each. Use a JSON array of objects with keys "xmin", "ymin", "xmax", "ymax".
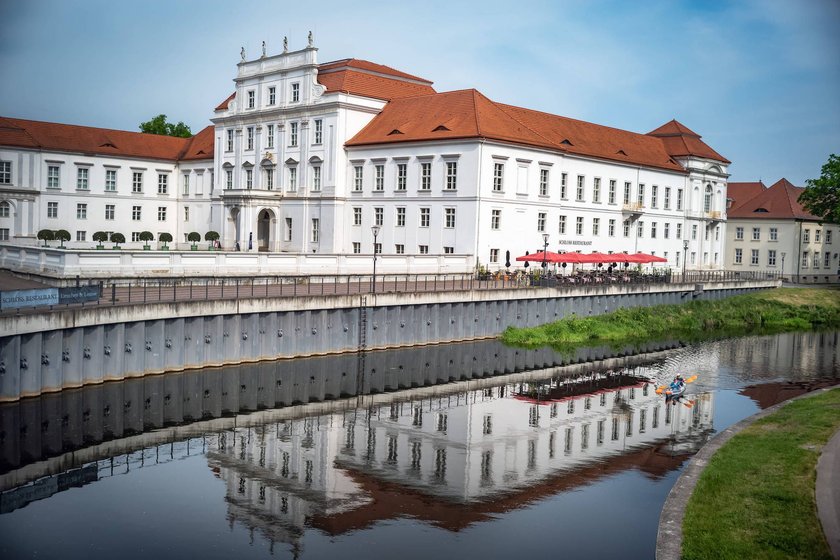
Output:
[{"xmin": 0, "ymin": 280, "xmax": 777, "ymax": 401}]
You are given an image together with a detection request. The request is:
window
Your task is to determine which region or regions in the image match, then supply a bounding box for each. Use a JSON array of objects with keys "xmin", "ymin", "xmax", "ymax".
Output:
[
  {"xmin": 267, "ymin": 124, "xmax": 275, "ymax": 149},
  {"xmin": 664, "ymin": 222, "xmax": 670, "ymax": 238},
  {"xmin": 592, "ymin": 217, "xmax": 600, "ymax": 236},
  {"xmin": 374, "ymin": 164, "xmax": 384, "ymax": 191},
  {"xmin": 677, "ymin": 188, "xmax": 684, "ymax": 210},
  {"xmin": 47, "ymin": 201, "xmax": 58, "ymax": 218},
  {"xmin": 826, "ymin": 251, "xmax": 831, "ymax": 268},
  {"xmin": 312, "ymin": 166, "xmax": 321, "ymax": 191},
  {"xmin": 801, "ymin": 251, "xmax": 809, "ymax": 267},
  {"xmin": 105, "ymin": 204, "xmax": 115, "ymax": 220},
  {"xmin": 575, "ymin": 216, "xmax": 583, "ymax": 235},
  {"xmin": 637, "ymin": 220, "xmax": 644, "ymax": 238},
  {"xmin": 560, "ymin": 173, "xmax": 568, "ymax": 199},
  {"xmin": 0, "ymin": 228, "xmax": 7, "ymax": 241},
  {"xmin": 735, "ymin": 226, "xmax": 744, "ymax": 240},
  {"xmin": 576, "ymin": 175, "xmax": 585, "ymax": 201},
  {"xmin": 157, "ymin": 174, "xmax": 168, "ymax": 194},
  {"xmin": 651, "ymin": 185, "xmax": 658, "ymax": 208},
  {"xmin": 493, "ymin": 163, "xmax": 504, "ymax": 192},
  {"xmin": 692, "ymin": 224, "xmax": 698, "ymax": 240},
  {"xmin": 395, "ymin": 244, "xmax": 404, "ymax": 254},
  {"xmin": 664, "ymin": 187, "xmax": 671, "ymax": 209},
  {"xmin": 184, "ymin": 207, "xmax": 189, "ymax": 222},
  {"xmin": 47, "ymin": 165, "xmax": 60, "ymax": 188},
  {"xmin": 288, "ymin": 167, "xmax": 297, "ymax": 191},
  {"xmin": 156, "ymin": 207, "xmax": 165, "ymax": 221},
  {"xmin": 539, "ymin": 168, "xmax": 549, "ymax": 196},
  {"xmin": 181, "ymin": 173, "xmax": 189, "ymax": 195},
  {"xmin": 537, "ymin": 212, "xmax": 546, "ymax": 232},
  {"xmin": 0, "ymin": 161, "xmax": 10, "ymax": 184},
  {"xmin": 608, "ymin": 219, "xmax": 615, "ymax": 237},
  {"xmin": 490, "ymin": 248, "xmax": 499, "ymax": 263},
  {"xmin": 803, "ymin": 229, "xmax": 810, "ymax": 243},
  {"xmin": 375, "ymin": 207, "xmax": 384, "ymax": 226},
  {"xmin": 311, "ymin": 218, "xmax": 319, "ymax": 243},
  {"xmin": 396, "ymin": 207, "xmax": 406, "ymax": 226},
  {"xmin": 608, "ymin": 180, "xmax": 616, "ymax": 204},
  {"xmin": 558, "ymin": 215, "xmax": 566, "ymax": 234},
  {"xmin": 623, "ymin": 219, "xmax": 630, "ymax": 237},
  {"xmin": 246, "ymin": 127, "xmax": 254, "ymax": 151},
  {"xmin": 419, "ymin": 245, "xmax": 429, "ymax": 254},
  {"xmin": 734, "ymin": 248, "xmax": 743, "ymax": 264},
  {"xmin": 291, "ymin": 82, "xmax": 300, "ymax": 103},
  {"xmin": 352, "ymin": 242, "xmax": 361, "ymax": 254},
  {"xmin": 0, "ymin": 201, "xmax": 8, "ymax": 217},
  {"xmin": 637, "ymin": 183, "xmax": 645, "ymax": 206},
  {"xmin": 704, "ymin": 184, "xmax": 713, "ymax": 212},
  {"xmin": 353, "ymin": 208, "xmax": 362, "ymax": 225},
  {"xmin": 768, "ymin": 249, "xmax": 777, "ymax": 266},
  {"xmin": 391, "ymin": 163, "xmax": 406, "ymax": 191},
  {"xmin": 226, "ymin": 130, "xmax": 234, "ymax": 152},
  {"xmin": 593, "ymin": 177, "xmax": 601, "ymax": 203},
  {"xmin": 76, "ymin": 203, "xmax": 87, "ymax": 219},
  {"xmin": 650, "ymin": 221, "xmax": 657, "ymax": 238},
  {"xmin": 314, "ymin": 119, "xmax": 323, "ymax": 144},
  {"xmin": 76, "ymin": 167, "xmax": 89, "ymax": 190},
  {"xmin": 354, "ymin": 165, "xmax": 363, "ymax": 191},
  {"xmin": 225, "ymin": 169, "xmax": 233, "ymax": 189},
  {"xmin": 420, "ymin": 208, "xmax": 430, "ymax": 227},
  {"xmin": 76, "ymin": 231, "xmax": 85, "ymax": 242},
  {"xmin": 716, "ymin": 226, "xmax": 720, "ymax": 241},
  {"xmin": 815, "ymin": 229, "xmax": 821, "ymax": 243},
  {"xmin": 290, "ymin": 122, "xmax": 298, "ymax": 146},
  {"xmin": 623, "ymin": 182, "xmax": 631, "ymax": 204},
  {"xmin": 813, "ymin": 252, "xmax": 820, "ymax": 268},
  {"xmin": 491, "ymin": 209, "xmax": 501, "ymax": 230},
  {"xmin": 132, "ymin": 206, "xmax": 141, "ymax": 220},
  {"xmin": 445, "ymin": 161, "xmax": 457, "ymax": 189},
  {"xmin": 245, "ymin": 169, "xmax": 253, "ymax": 189},
  {"xmin": 752, "ymin": 227, "xmax": 760, "ymax": 241},
  {"xmin": 444, "ymin": 208, "xmax": 455, "ymax": 229},
  {"xmin": 247, "ymin": 90, "xmax": 255, "ymax": 109},
  {"xmin": 265, "ymin": 168, "xmax": 274, "ymax": 190},
  {"xmin": 443, "ymin": 246, "xmax": 454, "ymax": 254},
  {"xmin": 751, "ymin": 249, "xmax": 759, "ymax": 265},
  {"xmin": 676, "ymin": 223, "xmax": 682, "ymax": 239},
  {"xmin": 420, "ymin": 162, "xmax": 431, "ymax": 190},
  {"xmin": 285, "ymin": 218, "xmax": 293, "ymax": 241},
  {"xmin": 827, "ymin": 230, "xmax": 833, "ymax": 244},
  {"xmin": 131, "ymin": 232, "xmax": 142, "ymax": 242}
]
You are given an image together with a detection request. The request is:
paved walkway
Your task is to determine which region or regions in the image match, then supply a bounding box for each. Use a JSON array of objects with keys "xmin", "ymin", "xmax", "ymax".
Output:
[{"xmin": 656, "ymin": 386, "xmax": 840, "ymax": 559}]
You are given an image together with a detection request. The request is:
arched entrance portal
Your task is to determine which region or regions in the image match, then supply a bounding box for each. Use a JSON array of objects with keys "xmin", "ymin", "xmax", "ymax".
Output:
[{"xmin": 257, "ymin": 209, "xmax": 275, "ymax": 252}]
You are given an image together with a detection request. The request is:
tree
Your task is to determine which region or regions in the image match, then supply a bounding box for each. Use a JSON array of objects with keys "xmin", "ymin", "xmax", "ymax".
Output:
[
  {"xmin": 799, "ymin": 154, "xmax": 840, "ymax": 223},
  {"xmin": 188, "ymin": 231, "xmax": 201, "ymax": 249},
  {"xmin": 139, "ymin": 231, "xmax": 154, "ymax": 243},
  {"xmin": 93, "ymin": 231, "xmax": 109, "ymax": 248},
  {"xmin": 54, "ymin": 229, "xmax": 71, "ymax": 248},
  {"xmin": 159, "ymin": 232, "xmax": 173, "ymax": 249},
  {"xmin": 37, "ymin": 229, "xmax": 54, "ymax": 247},
  {"xmin": 204, "ymin": 231, "xmax": 220, "ymax": 242},
  {"xmin": 139, "ymin": 114, "xmax": 192, "ymax": 138},
  {"xmin": 110, "ymin": 232, "xmax": 125, "ymax": 248}
]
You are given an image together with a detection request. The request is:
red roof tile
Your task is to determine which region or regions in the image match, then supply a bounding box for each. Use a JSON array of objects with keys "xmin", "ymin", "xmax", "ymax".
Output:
[
  {"xmin": 727, "ymin": 181, "xmax": 766, "ymax": 210},
  {"xmin": 347, "ymin": 89, "xmax": 687, "ymax": 172},
  {"xmin": 727, "ymin": 178, "xmax": 821, "ymax": 220},
  {"xmin": 0, "ymin": 117, "xmax": 213, "ymax": 162},
  {"xmin": 178, "ymin": 125, "xmax": 215, "ymax": 161},
  {"xmin": 647, "ymin": 119, "xmax": 730, "ymax": 164},
  {"xmin": 318, "ymin": 59, "xmax": 433, "ymax": 85},
  {"xmin": 214, "ymin": 92, "xmax": 236, "ymax": 112}
]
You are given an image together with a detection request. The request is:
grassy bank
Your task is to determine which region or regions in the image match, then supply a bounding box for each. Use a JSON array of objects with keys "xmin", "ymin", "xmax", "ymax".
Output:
[
  {"xmin": 682, "ymin": 388, "xmax": 840, "ymax": 559},
  {"xmin": 500, "ymin": 288, "xmax": 840, "ymax": 350}
]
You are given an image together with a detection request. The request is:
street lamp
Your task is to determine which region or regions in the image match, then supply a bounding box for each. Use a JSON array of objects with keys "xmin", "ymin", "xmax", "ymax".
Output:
[
  {"xmin": 371, "ymin": 225, "xmax": 381, "ymax": 295},
  {"xmin": 542, "ymin": 233, "xmax": 549, "ymax": 277},
  {"xmin": 682, "ymin": 239, "xmax": 689, "ymax": 279}
]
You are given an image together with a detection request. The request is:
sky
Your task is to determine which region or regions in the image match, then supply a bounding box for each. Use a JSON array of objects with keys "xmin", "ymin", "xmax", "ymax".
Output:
[{"xmin": 2, "ymin": 0, "xmax": 838, "ymax": 185}]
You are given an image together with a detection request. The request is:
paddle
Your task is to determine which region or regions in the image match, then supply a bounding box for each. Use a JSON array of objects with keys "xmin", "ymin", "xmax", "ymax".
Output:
[{"xmin": 655, "ymin": 374, "xmax": 698, "ymax": 395}]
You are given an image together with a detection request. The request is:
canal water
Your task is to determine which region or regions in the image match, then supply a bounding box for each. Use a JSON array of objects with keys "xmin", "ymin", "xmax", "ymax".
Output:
[{"xmin": 1, "ymin": 331, "xmax": 838, "ymax": 559}]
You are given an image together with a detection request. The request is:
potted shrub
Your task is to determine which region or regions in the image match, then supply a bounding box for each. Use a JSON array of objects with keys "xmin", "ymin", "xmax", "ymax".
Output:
[
  {"xmin": 110, "ymin": 232, "xmax": 125, "ymax": 249},
  {"xmin": 205, "ymin": 230, "xmax": 220, "ymax": 250},
  {"xmin": 139, "ymin": 230, "xmax": 154, "ymax": 250},
  {"xmin": 37, "ymin": 229, "xmax": 55, "ymax": 247},
  {"xmin": 159, "ymin": 232, "xmax": 172, "ymax": 251},
  {"xmin": 93, "ymin": 231, "xmax": 108, "ymax": 249},
  {"xmin": 187, "ymin": 231, "xmax": 201, "ymax": 250},
  {"xmin": 54, "ymin": 229, "xmax": 71, "ymax": 248}
]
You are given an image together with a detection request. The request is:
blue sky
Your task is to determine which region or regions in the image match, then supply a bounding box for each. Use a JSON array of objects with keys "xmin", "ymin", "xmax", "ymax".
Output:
[{"xmin": 2, "ymin": 0, "xmax": 838, "ymax": 184}]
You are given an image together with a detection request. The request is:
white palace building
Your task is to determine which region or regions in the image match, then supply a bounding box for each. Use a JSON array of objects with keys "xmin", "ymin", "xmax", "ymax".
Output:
[{"xmin": 0, "ymin": 36, "xmax": 732, "ymax": 276}]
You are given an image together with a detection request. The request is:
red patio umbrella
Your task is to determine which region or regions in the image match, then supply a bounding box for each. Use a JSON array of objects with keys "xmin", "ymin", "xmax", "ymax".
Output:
[
  {"xmin": 628, "ymin": 252, "xmax": 667, "ymax": 263},
  {"xmin": 515, "ymin": 250, "xmax": 564, "ymax": 263}
]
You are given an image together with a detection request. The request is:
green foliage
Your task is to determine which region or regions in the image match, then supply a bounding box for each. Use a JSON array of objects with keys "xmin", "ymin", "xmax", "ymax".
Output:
[
  {"xmin": 139, "ymin": 114, "xmax": 192, "ymax": 138},
  {"xmin": 187, "ymin": 231, "xmax": 201, "ymax": 243},
  {"xmin": 93, "ymin": 231, "xmax": 109, "ymax": 243},
  {"xmin": 110, "ymin": 232, "xmax": 125, "ymax": 245},
  {"xmin": 204, "ymin": 230, "xmax": 220, "ymax": 241},
  {"xmin": 798, "ymin": 153, "xmax": 840, "ymax": 223},
  {"xmin": 37, "ymin": 229, "xmax": 54, "ymax": 246},
  {"xmin": 54, "ymin": 229, "xmax": 71, "ymax": 247},
  {"xmin": 158, "ymin": 232, "xmax": 173, "ymax": 243},
  {"xmin": 138, "ymin": 231, "xmax": 154, "ymax": 242},
  {"xmin": 682, "ymin": 389, "xmax": 840, "ymax": 559}
]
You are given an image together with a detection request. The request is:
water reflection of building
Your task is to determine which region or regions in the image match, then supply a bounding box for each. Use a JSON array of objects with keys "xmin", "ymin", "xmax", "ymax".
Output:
[{"xmin": 206, "ymin": 371, "xmax": 714, "ymax": 551}]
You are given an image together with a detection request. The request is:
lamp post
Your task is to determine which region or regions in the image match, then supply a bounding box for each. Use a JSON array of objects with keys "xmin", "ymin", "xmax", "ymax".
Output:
[
  {"xmin": 371, "ymin": 225, "xmax": 380, "ymax": 295},
  {"xmin": 682, "ymin": 239, "xmax": 689, "ymax": 279},
  {"xmin": 781, "ymin": 252, "xmax": 786, "ymax": 281},
  {"xmin": 542, "ymin": 233, "xmax": 549, "ymax": 277}
]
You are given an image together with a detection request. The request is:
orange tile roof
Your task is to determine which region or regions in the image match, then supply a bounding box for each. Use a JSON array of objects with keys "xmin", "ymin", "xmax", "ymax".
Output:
[
  {"xmin": 727, "ymin": 181, "xmax": 766, "ymax": 210},
  {"xmin": 647, "ymin": 119, "xmax": 730, "ymax": 163},
  {"xmin": 317, "ymin": 58, "xmax": 436, "ymax": 100},
  {"xmin": 0, "ymin": 117, "xmax": 213, "ymax": 162},
  {"xmin": 178, "ymin": 125, "xmax": 215, "ymax": 161},
  {"xmin": 727, "ymin": 178, "xmax": 821, "ymax": 220},
  {"xmin": 318, "ymin": 59, "xmax": 433, "ymax": 85},
  {"xmin": 214, "ymin": 92, "xmax": 236, "ymax": 112},
  {"xmin": 346, "ymin": 89, "xmax": 687, "ymax": 172}
]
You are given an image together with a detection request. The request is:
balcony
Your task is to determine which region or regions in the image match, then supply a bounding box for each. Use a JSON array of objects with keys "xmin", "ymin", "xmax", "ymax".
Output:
[{"xmin": 622, "ymin": 202, "xmax": 644, "ymax": 216}]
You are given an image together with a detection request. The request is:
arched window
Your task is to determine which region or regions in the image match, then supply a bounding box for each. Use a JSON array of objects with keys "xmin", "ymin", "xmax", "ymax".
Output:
[
  {"xmin": 0, "ymin": 201, "xmax": 10, "ymax": 218},
  {"xmin": 704, "ymin": 184, "xmax": 713, "ymax": 212}
]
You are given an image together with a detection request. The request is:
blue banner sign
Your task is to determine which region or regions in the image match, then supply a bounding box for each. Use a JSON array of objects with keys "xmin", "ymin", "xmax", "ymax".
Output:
[
  {"xmin": 58, "ymin": 285, "xmax": 101, "ymax": 305},
  {"xmin": 0, "ymin": 288, "xmax": 60, "ymax": 310}
]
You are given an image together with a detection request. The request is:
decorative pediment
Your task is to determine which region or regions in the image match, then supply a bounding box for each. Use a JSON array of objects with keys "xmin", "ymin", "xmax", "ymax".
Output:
[
  {"xmin": 242, "ymin": 161, "xmax": 254, "ymax": 169},
  {"xmin": 309, "ymin": 155, "xmax": 323, "ymax": 164},
  {"xmin": 221, "ymin": 162, "xmax": 234, "ymax": 169},
  {"xmin": 285, "ymin": 157, "xmax": 298, "ymax": 166},
  {"xmin": 260, "ymin": 158, "xmax": 275, "ymax": 168}
]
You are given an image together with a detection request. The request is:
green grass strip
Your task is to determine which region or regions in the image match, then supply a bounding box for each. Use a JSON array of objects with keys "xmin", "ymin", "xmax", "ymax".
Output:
[
  {"xmin": 500, "ymin": 288, "xmax": 840, "ymax": 351},
  {"xmin": 682, "ymin": 388, "xmax": 840, "ymax": 559}
]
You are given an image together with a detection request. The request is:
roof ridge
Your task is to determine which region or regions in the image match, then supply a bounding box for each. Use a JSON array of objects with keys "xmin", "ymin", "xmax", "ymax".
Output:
[{"xmin": 470, "ymin": 90, "xmax": 483, "ymax": 137}]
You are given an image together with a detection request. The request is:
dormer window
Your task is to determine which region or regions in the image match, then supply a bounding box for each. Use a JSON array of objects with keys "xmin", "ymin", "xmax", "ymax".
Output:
[
  {"xmin": 433, "ymin": 125, "xmax": 450, "ymax": 132},
  {"xmin": 388, "ymin": 129, "xmax": 404, "ymax": 135},
  {"xmin": 291, "ymin": 83, "xmax": 300, "ymax": 103},
  {"xmin": 561, "ymin": 139, "xmax": 573, "ymax": 145}
]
